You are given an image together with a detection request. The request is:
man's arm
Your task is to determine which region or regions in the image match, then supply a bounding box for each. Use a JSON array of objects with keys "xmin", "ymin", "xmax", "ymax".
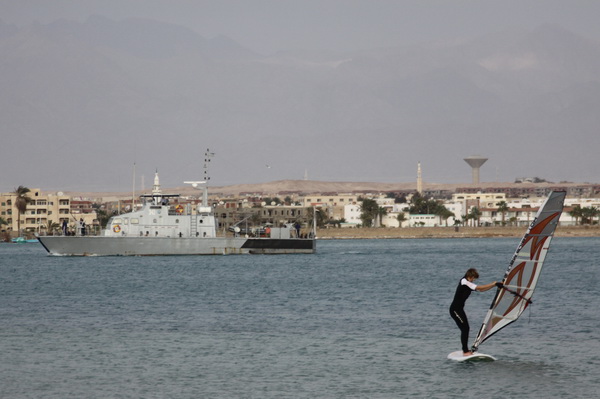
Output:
[{"xmin": 476, "ymin": 282, "xmax": 497, "ymax": 292}]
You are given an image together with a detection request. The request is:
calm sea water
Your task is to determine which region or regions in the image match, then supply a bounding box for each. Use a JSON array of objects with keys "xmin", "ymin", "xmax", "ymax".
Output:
[{"xmin": 1, "ymin": 237, "xmax": 598, "ymax": 398}]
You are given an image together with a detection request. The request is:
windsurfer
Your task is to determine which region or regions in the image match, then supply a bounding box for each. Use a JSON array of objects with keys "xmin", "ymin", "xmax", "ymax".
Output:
[{"xmin": 449, "ymin": 268, "xmax": 497, "ymax": 356}]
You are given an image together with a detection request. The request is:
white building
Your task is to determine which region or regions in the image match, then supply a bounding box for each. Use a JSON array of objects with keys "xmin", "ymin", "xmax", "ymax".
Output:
[
  {"xmin": 409, "ymin": 214, "xmax": 438, "ymax": 227},
  {"xmin": 342, "ymin": 194, "xmax": 596, "ymax": 228},
  {"xmin": 343, "ymin": 204, "xmax": 362, "ymax": 227}
]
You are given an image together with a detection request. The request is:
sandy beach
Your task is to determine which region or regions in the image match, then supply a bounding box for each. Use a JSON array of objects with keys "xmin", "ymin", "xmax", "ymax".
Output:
[{"xmin": 315, "ymin": 225, "xmax": 600, "ymax": 239}]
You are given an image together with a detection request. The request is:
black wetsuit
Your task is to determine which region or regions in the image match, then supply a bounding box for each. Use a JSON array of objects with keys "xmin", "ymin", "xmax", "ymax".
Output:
[{"xmin": 449, "ymin": 278, "xmax": 476, "ymax": 353}]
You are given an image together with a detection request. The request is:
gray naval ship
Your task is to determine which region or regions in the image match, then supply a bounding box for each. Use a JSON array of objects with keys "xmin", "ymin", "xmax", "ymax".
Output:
[{"xmin": 38, "ymin": 171, "xmax": 316, "ymax": 256}]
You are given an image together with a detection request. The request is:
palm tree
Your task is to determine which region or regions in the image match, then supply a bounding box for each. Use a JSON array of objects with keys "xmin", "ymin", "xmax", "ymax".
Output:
[
  {"xmin": 314, "ymin": 208, "xmax": 327, "ymax": 228},
  {"xmin": 13, "ymin": 186, "xmax": 32, "ymax": 236},
  {"xmin": 359, "ymin": 198, "xmax": 379, "ymax": 227},
  {"xmin": 95, "ymin": 209, "xmax": 110, "ymax": 229},
  {"xmin": 570, "ymin": 205, "xmax": 583, "ymax": 226},
  {"xmin": 408, "ymin": 192, "xmax": 441, "ymax": 215},
  {"xmin": 437, "ymin": 206, "xmax": 455, "ymax": 226},
  {"xmin": 376, "ymin": 206, "xmax": 388, "ymax": 227},
  {"xmin": 463, "ymin": 214, "xmax": 472, "ymax": 227},
  {"xmin": 468, "ymin": 207, "xmax": 482, "ymax": 227},
  {"xmin": 581, "ymin": 206, "xmax": 599, "ymax": 225},
  {"xmin": 589, "ymin": 206, "xmax": 599, "ymax": 225},
  {"xmin": 250, "ymin": 212, "xmax": 263, "ymax": 227},
  {"xmin": 44, "ymin": 220, "xmax": 60, "ymax": 235},
  {"xmin": 496, "ymin": 201, "xmax": 509, "ymax": 226},
  {"xmin": 0, "ymin": 216, "xmax": 8, "ymax": 242},
  {"xmin": 396, "ymin": 212, "xmax": 407, "ymax": 228}
]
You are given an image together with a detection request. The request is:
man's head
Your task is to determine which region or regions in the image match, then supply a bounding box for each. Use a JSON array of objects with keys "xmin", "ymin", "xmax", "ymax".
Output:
[{"xmin": 465, "ymin": 268, "xmax": 479, "ymax": 281}]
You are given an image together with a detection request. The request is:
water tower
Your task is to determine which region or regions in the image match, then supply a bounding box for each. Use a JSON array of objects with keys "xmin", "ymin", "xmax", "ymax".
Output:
[{"xmin": 464, "ymin": 156, "xmax": 488, "ymax": 185}]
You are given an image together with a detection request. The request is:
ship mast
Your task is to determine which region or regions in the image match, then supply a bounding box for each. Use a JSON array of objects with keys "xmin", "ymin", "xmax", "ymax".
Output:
[
  {"xmin": 184, "ymin": 148, "xmax": 214, "ymax": 207},
  {"xmin": 202, "ymin": 149, "xmax": 214, "ymax": 207}
]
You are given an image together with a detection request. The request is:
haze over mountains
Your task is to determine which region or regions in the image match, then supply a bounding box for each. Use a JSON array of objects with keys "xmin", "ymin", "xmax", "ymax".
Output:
[{"xmin": 2, "ymin": 16, "xmax": 600, "ymax": 192}]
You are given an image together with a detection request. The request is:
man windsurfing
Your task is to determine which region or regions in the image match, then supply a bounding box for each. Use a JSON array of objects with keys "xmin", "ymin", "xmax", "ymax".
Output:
[{"xmin": 449, "ymin": 268, "xmax": 499, "ymax": 356}]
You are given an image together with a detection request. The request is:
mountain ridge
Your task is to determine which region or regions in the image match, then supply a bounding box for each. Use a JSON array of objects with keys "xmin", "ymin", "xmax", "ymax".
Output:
[
  {"xmin": 2, "ymin": 17, "xmax": 599, "ymax": 192},
  {"xmin": 51, "ymin": 179, "xmax": 595, "ymax": 200}
]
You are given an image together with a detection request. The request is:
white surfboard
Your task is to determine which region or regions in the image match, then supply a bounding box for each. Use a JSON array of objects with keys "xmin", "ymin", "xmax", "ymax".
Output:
[{"xmin": 447, "ymin": 351, "xmax": 496, "ymax": 362}]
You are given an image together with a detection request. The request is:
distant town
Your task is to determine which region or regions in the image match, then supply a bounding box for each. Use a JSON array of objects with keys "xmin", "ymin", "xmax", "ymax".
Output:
[{"xmin": 2, "ymin": 173, "xmax": 599, "ymax": 240}]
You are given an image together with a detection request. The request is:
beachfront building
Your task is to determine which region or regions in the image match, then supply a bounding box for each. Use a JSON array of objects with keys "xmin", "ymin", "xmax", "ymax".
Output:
[
  {"xmin": 0, "ymin": 189, "xmax": 101, "ymax": 237},
  {"xmin": 302, "ymin": 193, "xmax": 360, "ymax": 221},
  {"xmin": 452, "ymin": 192, "xmax": 507, "ymax": 208},
  {"xmin": 343, "ymin": 203, "xmax": 362, "ymax": 227},
  {"xmin": 408, "ymin": 214, "xmax": 438, "ymax": 227},
  {"xmin": 506, "ymin": 197, "xmax": 600, "ymax": 226},
  {"xmin": 302, "ymin": 193, "xmax": 359, "ymax": 208},
  {"xmin": 1, "ymin": 190, "xmax": 72, "ymax": 235}
]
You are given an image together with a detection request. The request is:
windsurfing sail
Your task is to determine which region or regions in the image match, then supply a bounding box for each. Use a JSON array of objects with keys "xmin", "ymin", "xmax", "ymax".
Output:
[{"xmin": 471, "ymin": 190, "xmax": 566, "ymax": 352}]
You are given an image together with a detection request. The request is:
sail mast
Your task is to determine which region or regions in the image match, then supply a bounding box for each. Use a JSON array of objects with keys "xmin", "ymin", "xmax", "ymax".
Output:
[{"xmin": 471, "ymin": 190, "xmax": 566, "ymax": 352}]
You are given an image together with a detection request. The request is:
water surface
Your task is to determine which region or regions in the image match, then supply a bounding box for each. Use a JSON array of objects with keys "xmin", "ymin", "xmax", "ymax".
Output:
[{"xmin": 1, "ymin": 238, "xmax": 598, "ymax": 398}]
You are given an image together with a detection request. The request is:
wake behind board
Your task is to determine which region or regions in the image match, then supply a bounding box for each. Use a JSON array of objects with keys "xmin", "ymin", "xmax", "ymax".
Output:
[{"xmin": 447, "ymin": 351, "xmax": 496, "ymax": 362}]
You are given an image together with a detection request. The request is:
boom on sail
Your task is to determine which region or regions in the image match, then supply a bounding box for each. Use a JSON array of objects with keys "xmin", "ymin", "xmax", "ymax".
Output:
[{"xmin": 471, "ymin": 191, "xmax": 566, "ymax": 352}]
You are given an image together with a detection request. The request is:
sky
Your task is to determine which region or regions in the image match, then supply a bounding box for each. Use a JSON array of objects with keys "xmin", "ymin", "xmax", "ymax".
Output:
[
  {"xmin": 2, "ymin": 1, "xmax": 600, "ymax": 192},
  {"xmin": 3, "ymin": 0, "xmax": 600, "ymax": 56}
]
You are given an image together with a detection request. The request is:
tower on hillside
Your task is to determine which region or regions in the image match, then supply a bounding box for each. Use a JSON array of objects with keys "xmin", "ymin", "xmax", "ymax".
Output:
[{"xmin": 464, "ymin": 156, "xmax": 488, "ymax": 185}]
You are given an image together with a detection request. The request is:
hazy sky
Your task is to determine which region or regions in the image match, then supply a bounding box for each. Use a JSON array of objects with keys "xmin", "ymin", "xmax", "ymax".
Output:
[
  {"xmin": 3, "ymin": 0, "xmax": 600, "ymax": 55},
  {"xmin": 2, "ymin": 1, "xmax": 600, "ymax": 192}
]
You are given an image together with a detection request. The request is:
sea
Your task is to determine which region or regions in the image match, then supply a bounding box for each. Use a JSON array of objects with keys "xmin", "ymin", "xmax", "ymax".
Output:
[{"xmin": 1, "ymin": 237, "xmax": 598, "ymax": 399}]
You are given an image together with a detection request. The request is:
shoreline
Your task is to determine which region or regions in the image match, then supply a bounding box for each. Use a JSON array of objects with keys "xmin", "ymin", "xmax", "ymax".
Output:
[{"xmin": 315, "ymin": 226, "xmax": 600, "ymax": 240}]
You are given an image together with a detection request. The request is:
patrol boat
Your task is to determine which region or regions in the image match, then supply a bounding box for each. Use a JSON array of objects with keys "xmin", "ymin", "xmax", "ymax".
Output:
[{"xmin": 37, "ymin": 171, "xmax": 316, "ymax": 256}]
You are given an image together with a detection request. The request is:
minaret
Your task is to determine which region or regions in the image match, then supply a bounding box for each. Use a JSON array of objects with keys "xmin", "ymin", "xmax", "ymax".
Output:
[
  {"xmin": 152, "ymin": 170, "xmax": 161, "ymax": 195},
  {"xmin": 304, "ymin": 169, "xmax": 308, "ymax": 181},
  {"xmin": 417, "ymin": 162, "xmax": 423, "ymax": 194},
  {"xmin": 463, "ymin": 156, "xmax": 488, "ymax": 185}
]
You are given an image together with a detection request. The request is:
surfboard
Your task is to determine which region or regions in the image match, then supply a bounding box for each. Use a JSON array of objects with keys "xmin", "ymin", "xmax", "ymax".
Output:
[{"xmin": 447, "ymin": 351, "xmax": 496, "ymax": 362}]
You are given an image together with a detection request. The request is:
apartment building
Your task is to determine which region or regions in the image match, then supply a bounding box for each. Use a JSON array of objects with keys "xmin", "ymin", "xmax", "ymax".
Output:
[
  {"xmin": 302, "ymin": 193, "xmax": 360, "ymax": 220},
  {"xmin": 0, "ymin": 189, "xmax": 71, "ymax": 235},
  {"xmin": 451, "ymin": 192, "xmax": 507, "ymax": 208}
]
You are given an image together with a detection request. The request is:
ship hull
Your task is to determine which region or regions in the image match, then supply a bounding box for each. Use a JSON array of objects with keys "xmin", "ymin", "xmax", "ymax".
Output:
[{"xmin": 37, "ymin": 236, "xmax": 316, "ymax": 256}]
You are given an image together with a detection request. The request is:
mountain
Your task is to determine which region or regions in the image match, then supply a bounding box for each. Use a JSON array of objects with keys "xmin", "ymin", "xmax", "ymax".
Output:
[{"xmin": 1, "ymin": 18, "xmax": 600, "ymax": 193}]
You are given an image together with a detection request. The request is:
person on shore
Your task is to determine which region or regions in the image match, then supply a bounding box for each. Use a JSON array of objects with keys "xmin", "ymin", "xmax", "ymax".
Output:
[
  {"xmin": 449, "ymin": 268, "xmax": 498, "ymax": 356},
  {"xmin": 294, "ymin": 222, "xmax": 301, "ymax": 238}
]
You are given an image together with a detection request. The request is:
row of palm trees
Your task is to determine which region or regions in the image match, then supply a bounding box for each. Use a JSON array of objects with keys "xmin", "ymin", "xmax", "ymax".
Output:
[
  {"xmin": 355, "ymin": 196, "xmax": 600, "ymax": 228},
  {"xmin": 222, "ymin": 196, "xmax": 598, "ymax": 229},
  {"xmin": 496, "ymin": 201, "xmax": 599, "ymax": 226},
  {"xmin": 569, "ymin": 205, "xmax": 599, "ymax": 225}
]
